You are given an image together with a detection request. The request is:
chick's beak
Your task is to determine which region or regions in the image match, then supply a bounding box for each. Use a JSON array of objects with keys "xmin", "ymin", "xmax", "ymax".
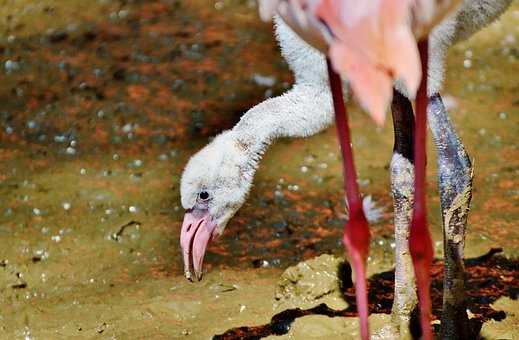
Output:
[{"xmin": 180, "ymin": 208, "xmax": 218, "ymax": 281}]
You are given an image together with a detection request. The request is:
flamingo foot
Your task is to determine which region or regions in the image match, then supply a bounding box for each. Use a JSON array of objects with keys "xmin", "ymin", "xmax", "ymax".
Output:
[{"xmin": 343, "ymin": 208, "xmax": 371, "ymax": 340}]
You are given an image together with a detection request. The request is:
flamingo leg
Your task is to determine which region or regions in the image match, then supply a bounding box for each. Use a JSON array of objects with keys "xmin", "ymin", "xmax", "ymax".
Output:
[
  {"xmin": 389, "ymin": 89, "xmax": 418, "ymax": 337},
  {"xmin": 409, "ymin": 39, "xmax": 434, "ymax": 340},
  {"xmin": 428, "ymin": 94, "xmax": 473, "ymax": 339},
  {"xmin": 409, "ymin": 39, "xmax": 433, "ymax": 340},
  {"xmin": 326, "ymin": 58, "xmax": 371, "ymax": 340}
]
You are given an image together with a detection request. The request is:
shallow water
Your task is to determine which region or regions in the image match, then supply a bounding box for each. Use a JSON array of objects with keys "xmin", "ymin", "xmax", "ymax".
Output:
[{"xmin": 0, "ymin": 0, "xmax": 517, "ymax": 338}]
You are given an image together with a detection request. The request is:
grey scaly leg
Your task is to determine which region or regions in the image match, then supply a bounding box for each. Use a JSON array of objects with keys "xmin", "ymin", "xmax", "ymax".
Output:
[
  {"xmin": 388, "ymin": 90, "xmax": 418, "ymax": 338},
  {"xmin": 428, "ymin": 94, "xmax": 473, "ymax": 339}
]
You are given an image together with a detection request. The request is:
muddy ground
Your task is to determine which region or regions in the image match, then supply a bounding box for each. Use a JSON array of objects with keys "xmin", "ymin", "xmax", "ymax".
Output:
[{"xmin": 0, "ymin": 1, "xmax": 517, "ymax": 339}]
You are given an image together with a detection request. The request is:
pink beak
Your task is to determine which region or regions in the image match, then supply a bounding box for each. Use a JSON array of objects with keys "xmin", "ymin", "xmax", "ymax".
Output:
[{"xmin": 180, "ymin": 209, "xmax": 218, "ymax": 281}]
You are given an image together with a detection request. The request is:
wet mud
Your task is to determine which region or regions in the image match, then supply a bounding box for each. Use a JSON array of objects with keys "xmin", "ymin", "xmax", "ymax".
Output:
[
  {"xmin": 0, "ymin": 0, "xmax": 517, "ymax": 339},
  {"xmin": 215, "ymin": 249, "xmax": 519, "ymax": 339}
]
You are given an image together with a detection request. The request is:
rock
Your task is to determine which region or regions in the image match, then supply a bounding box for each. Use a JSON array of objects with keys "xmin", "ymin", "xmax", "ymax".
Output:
[{"xmin": 275, "ymin": 254, "xmax": 348, "ymax": 310}]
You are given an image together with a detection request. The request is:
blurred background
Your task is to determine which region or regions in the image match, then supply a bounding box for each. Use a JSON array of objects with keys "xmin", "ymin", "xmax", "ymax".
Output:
[{"xmin": 0, "ymin": 0, "xmax": 517, "ymax": 338}]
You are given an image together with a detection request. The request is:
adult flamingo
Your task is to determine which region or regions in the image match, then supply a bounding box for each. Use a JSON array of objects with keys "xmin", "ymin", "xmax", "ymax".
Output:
[
  {"xmin": 258, "ymin": 2, "xmax": 454, "ymax": 339},
  {"xmin": 179, "ymin": 1, "xmax": 511, "ymax": 338}
]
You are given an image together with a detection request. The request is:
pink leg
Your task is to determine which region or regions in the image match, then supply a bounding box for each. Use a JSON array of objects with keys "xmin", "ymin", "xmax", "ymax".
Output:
[
  {"xmin": 326, "ymin": 58, "xmax": 371, "ymax": 340},
  {"xmin": 409, "ymin": 39, "xmax": 434, "ymax": 340}
]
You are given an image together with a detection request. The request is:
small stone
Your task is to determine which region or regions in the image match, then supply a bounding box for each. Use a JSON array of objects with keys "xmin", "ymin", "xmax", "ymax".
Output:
[
  {"xmin": 215, "ymin": 1, "xmax": 224, "ymax": 10},
  {"xmin": 54, "ymin": 135, "xmax": 66, "ymax": 143},
  {"xmin": 129, "ymin": 206, "xmax": 138, "ymax": 213},
  {"xmin": 122, "ymin": 123, "xmax": 133, "ymax": 133},
  {"xmin": 62, "ymin": 202, "xmax": 71, "ymax": 210},
  {"xmin": 252, "ymin": 73, "xmax": 276, "ymax": 87},
  {"xmin": 26, "ymin": 120, "xmax": 37, "ymax": 129},
  {"xmin": 118, "ymin": 9, "xmax": 129, "ymax": 19},
  {"xmin": 5, "ymin": 60, "xmax": 20, "ymax": 73}
]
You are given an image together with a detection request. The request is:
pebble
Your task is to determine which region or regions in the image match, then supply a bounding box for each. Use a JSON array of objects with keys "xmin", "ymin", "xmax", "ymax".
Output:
[
  {"xmin": 122, "ymin": 123, "xmax": 133, "ymax": 133},
  {"xmin": 287, "ymin": 184, "xmax": 299, "ymax": 191},
  {"xmin": 5, "ymin": 60, "xmax": 20, "ymax": 73},
  {"xmin": 318, "ymin": 162, "xmax": 328, "ymax": 169},
  {"xmin": 252, "ymin": 73, "xmax": 276, "ymax": 87},
  {"xmin": 54, "ymin": 135, "xmax": 66, "ymax": 143},
  {"xmin": 26, "ymin": 120, "xmax": 37, "ymax": 129},
  {"xmin": 214, "ymin": 1, "xmax": 224, "ymax": 10}
]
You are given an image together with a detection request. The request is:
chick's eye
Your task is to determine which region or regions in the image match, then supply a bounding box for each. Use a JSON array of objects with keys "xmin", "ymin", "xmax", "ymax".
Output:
[{"xmin": 199, "ymin": 191, "xmax": 210, "ymax": 200}]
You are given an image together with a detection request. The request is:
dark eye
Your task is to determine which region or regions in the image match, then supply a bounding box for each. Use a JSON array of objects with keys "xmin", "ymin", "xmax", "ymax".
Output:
[{"xmin": 199, "ymin": 191, "xmax": 209, "ymax": 200}]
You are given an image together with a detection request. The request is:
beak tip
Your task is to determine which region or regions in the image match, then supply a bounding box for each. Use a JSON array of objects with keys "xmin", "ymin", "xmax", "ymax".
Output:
[{"xmin": 180, "ymin": 209, "xmax": 217, "ymax": 283}]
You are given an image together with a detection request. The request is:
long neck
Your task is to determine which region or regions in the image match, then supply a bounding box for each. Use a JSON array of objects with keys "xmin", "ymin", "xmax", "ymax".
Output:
[{"xmin": 231, "ymin": 83, "xmax": 333, "ymax": 164}]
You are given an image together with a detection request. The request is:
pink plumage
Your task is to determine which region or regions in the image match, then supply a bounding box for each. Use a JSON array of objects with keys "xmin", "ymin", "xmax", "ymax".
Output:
[{"xmin": 259, "ymin": 0, "xmax": 460, "ymax": 125}]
